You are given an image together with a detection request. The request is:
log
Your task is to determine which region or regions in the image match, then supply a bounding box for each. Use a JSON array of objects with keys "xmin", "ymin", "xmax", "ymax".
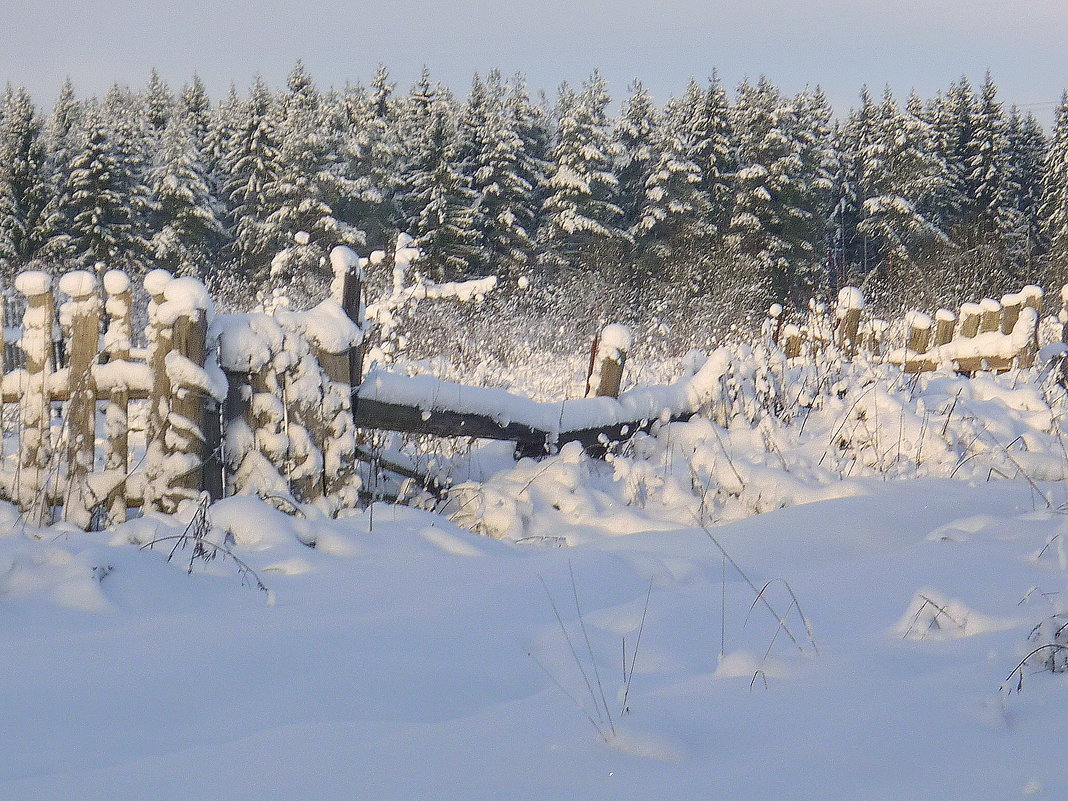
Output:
[
  {"xmin": 959, "ymin": 303, "xmax": 982, "ymax": 339},
  {"xmin": 979, "ymin": 298, "xmax": 1002, "ymax": 334}
]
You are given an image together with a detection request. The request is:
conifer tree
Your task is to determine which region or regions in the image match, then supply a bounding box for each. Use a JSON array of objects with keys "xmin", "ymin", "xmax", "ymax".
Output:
[
  {"xmin": 1005, "ymin": 107, "xmax": 1047, "ymax": 271},
  {"xmin": 222, "ymin": 77, "xmax": 284, "ymax": 277},
  {"xmin": 728, "ymin": 76, "xmax": 813, "ymax": 303},
  {"xmin": 148, "ymin": 111, "xmax": 224, "ymax": 277},
  {"xmin": 265, "ymin": 61, "xmax": 364, "ymax": 282},
  {"xmin": 0, "ymin": 87, "xmax": 52, "ymax": 267},
  {"xmin": 686, "ymin": 74, "xmax": 736, "ymax": 238},
  {"xmin": 66, "ymin": 109, "xmax": 147, "ymax": 269},
  {"xmin": 457, "ymin": 71, "xmax": 540, "ymax": 274},
  {"xmin": 967, "ymin": 72, "xmax": 1022, "ymax": 250},
  {"xmin": 1041, "ymin": 93, "xmax": 1068, "ymax": 278},
  {"xmin": 855, "ymin": 88, "xmax": 949, "ymax": 284},
  {"xmin": 540, "ymin": 71, "xmax": 629, "ymax": 268},
  {"xmin": 632, "ymin": 93, "xmax": 713, "ymax": 265},
  {"xmin": 614, "ymin": 80, "xmax": 659, "ymax": 234}
]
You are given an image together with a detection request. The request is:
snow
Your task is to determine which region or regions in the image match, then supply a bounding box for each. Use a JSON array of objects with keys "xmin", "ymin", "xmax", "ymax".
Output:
[
  {"xmin": 13, "ymin": 270, "xmax": 50, "ymax": 296},
  {"xmin": 57, "ymin": 270, "xmax": 97, "ymax": 298},
  {"xmin": 598, "ymin": 323, "xmax": 632, "ymax": 355},
  {"xmin": 102, "ymin": 269, "xmax": 130, "ymax": 296},
  {"xmin": 143, "ymin": 268, "xmax": 172, "ymax": 298},
  {"xmin": 2, "ymin": 475, "xmax": 1068, "ymax": 800},
  {"xmin": 836, "ymin": 285, "xmax": 864, "ymax": 311}
]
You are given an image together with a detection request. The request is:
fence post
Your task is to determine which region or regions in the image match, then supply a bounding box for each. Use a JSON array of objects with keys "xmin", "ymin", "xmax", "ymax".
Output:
[
  {"xmin": 979, "ymin": 298, "xmax": 1002, "ymax": 334},
  {"xmin": 102, "ymin": 270, "xmax": 131, "ymax": 522},
  {"xmin": 959, "ymin": 303, "xmax": 981, "ymax": 339},
  {"xmin": 587, "ymin": 324, "xmax": 630, "ymax": 399},
  {"xmin": 933, "ymin": 310, "xmax": 956, "ymax": 347},
  {"xmin": 168, "ymin": 306, "xmax": 209, "ymax": 508},
  {"xmin": 143, "ymin": 269, "xmax": 173, "ymax": 513},
  {"xmin": 905, "ymin": 312, "xmax": 934, "ymax": 357},
  {"xmin": 58, "ymin": 271, "xmax": 100, "ymax": 528},
  {"xmin": 835, "ymin": 287, "xmax": 864, "ymax": 357},
  {"xmin": 15, "ymin": 271, "xmax": 54, "ymax": 525},
  {"xmin": 1000, "ymin": 292, "xmax": 1022, "ymax": 335}
]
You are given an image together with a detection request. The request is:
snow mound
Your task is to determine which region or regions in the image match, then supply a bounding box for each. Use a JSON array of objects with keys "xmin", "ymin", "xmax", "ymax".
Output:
[{"xmin": 895, "ymin": 590, "xmax": 1019, "ymax": 640}]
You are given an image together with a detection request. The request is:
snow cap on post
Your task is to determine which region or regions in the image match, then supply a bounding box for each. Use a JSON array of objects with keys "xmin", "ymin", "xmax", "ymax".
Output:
[
  {"xmin": 144, "ymin": 268, "xmax": 173, "ymax": 299},
  {"xmin": 14, "ymin": 270, "xmax": 51, "ymax": 297},
  {"xmin": 599, "ymin": 323, "xmax": 632, "ymax": 359},
  {"xmin": 58, "ymin": 270, "xmax": 97, "ymax": 298},
  {"xmin": 103, "ymin": 269, "xmax": 130, "ymax": 296},
  {"xmin": 837, "ymin": 286, "xmax": 865, "ymax": 313},
  {"xmin": 330, "ymin": 245, "xmax": 363, "ymax": 279}
]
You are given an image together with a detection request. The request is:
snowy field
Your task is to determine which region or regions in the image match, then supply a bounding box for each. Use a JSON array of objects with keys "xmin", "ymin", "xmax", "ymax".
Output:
[
  {"xmin": 4, "ymin": 331, "xmax": 1068, "ymax": 799},
  {"xmin": 2, "ymin": 442, "xmax": 1068, "ymax": 797}
]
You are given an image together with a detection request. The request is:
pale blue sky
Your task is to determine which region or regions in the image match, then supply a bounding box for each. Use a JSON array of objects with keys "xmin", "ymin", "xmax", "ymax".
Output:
[{"xmin": 2, "ymin": 0, "xmax": 1065, "ymax": 122}]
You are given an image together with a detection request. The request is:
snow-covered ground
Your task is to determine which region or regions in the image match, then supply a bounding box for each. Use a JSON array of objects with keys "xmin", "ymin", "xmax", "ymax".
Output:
[{"xmin": 1, "ymin": 471, "xmax": 1067, "ymax": 800}]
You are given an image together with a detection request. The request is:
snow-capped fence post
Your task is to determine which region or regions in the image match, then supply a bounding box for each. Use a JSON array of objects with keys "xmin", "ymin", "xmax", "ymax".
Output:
[
  {"xmin": 934, "ymin": 310, "xmax": 956, "ymax": 347},
  {"xmin": 102, "ymin": 271, "xmax": 132, "ymax": 523},
  {"xmin": 905, "ymin": 312, "xmax": 933, "ymax": 357},
  {"xmin": 782, "ymin": 324, "xmax": 802, "ymax": 358},
  {"xmin": 15, "ymin": 271, "xmax": 55, "ymax": 525},
  {"xmin": 143, "ymin": 269, "xmax": 173, "ymax": 512},
  {"xmin": 1000, "ymin": 292, "xmax": 1022, "ymax": 335},
  {"xmin": 58, "ymin": 271, "xmax": 100, "ymax": 528},
  {"xmin": 835, "ymin": 287, "xmax": 864, "ymax": 357},
  {"xmin": 586, "ymin": 324, "xmax": 630, "ymax": 399},
  {"xmin": 979, "ymin": 299, "xmax": 1002, "ymax": 334},
  {"xmin": 958, "ymin": 303, "xmax": 981, "ymax": 339},
  {"xmin": 162, "ymin": 279, "xmax": 217, "ymax": 511}
]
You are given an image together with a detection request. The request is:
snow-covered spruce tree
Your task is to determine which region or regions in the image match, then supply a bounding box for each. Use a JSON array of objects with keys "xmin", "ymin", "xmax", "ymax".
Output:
[
  {"xmin": 204, "ymin": 85, "xmax": 242, "ymax": 198},
  {"xmin": 854, "ymin": 88, "xmax": 950, "ymax": 297},
  {"xmin": 1041, "ymin": 93, "xmax": 1068, "ymax": 282},
  {"xmin": 222, "ymin": 76, "xmax": 284, "ymax": 279},
  {"xmin": 36, "ymin": 78, "xmax": 83, "ymax": 262},
  {"xmin": 396, "ymin": 69, "xmax": 481, "ymax": 279},
  {"xmin": 965, "ymin": 72, "xmax": 1024, "ymax": 262},
  {"xmin": 614, "ymin": 79, "xmax": 659, "ymax": 237},
  {"xmin": 336, "ymin": 66, "xmax": 403, "ymax": 250},
  {"xmin": 631, "ymin": 92, "xmax": 715, "ymax": 273},
  {"xmin": 836, "ymin": 87, "xmax": 881, "ymax": 284},
  {"xmin": 727, "ymin": 76, "xmax": 814, "ymax": 305},
  {"xmin": 1005, "ymin": 107, "xmax": 1048, "ymax": 272},
  {"xmin": 265, "ymin": 62, "xmax": 365, "ymax": 286},
  {"xmin": 144, "ymin": 69, "xmax": 175, "ymax": 140},
  {"xmin": 791, "ymin": 85, "xmax": 840, "ymax": 298},
  {"xmin": 147, "ymin": 110, "xmax": 225, "ymax": 278},
  {"xmin": 451, "ymin": 73, "xmax": 494, "ymax": 273},
  {"xmin": 179, "ymin": 74, "xmax": 212, "ymax": 156},
  {"xmin": 65, "ymin": 109, "xmax": 149, "ymax": 271},
  {"xmin": 455, "ymin": 70, "xmax": 540, "ymax": 276},
  {"xmin": 539, "ymin": 71, "xmax": 630, "ymax": 270},
  {"xmin": 686, "ymin": 73, "xmax": 736, "ymax": 241},
  {"xmin": 0, "ymin": 86, "xmax": 53, "ymax": 270},
  {"xmin": 100, "ymin": 84, "xmax": 154, "ymax": 271},
  {"xmin": 929, "ymin": 77, "xmax": 979, "ymax": 237}
]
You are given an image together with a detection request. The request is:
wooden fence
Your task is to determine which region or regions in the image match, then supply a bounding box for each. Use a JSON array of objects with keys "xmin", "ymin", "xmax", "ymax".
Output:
[
  {"xmin": 0, "ymin": 261, "xmax": 650, "ymax": 528},
  {"xmin": 1, "ymin": 265, "xmax": 1060, "ymax": 530},
  {"xmin": 772, "ymin": 285, "xmax": 1047, "ymax": 372}
]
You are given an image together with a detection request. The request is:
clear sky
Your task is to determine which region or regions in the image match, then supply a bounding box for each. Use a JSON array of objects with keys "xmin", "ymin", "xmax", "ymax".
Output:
[{"xmin": 2, "ymin": 0, "xmax": 1065, "ymax": 123}]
